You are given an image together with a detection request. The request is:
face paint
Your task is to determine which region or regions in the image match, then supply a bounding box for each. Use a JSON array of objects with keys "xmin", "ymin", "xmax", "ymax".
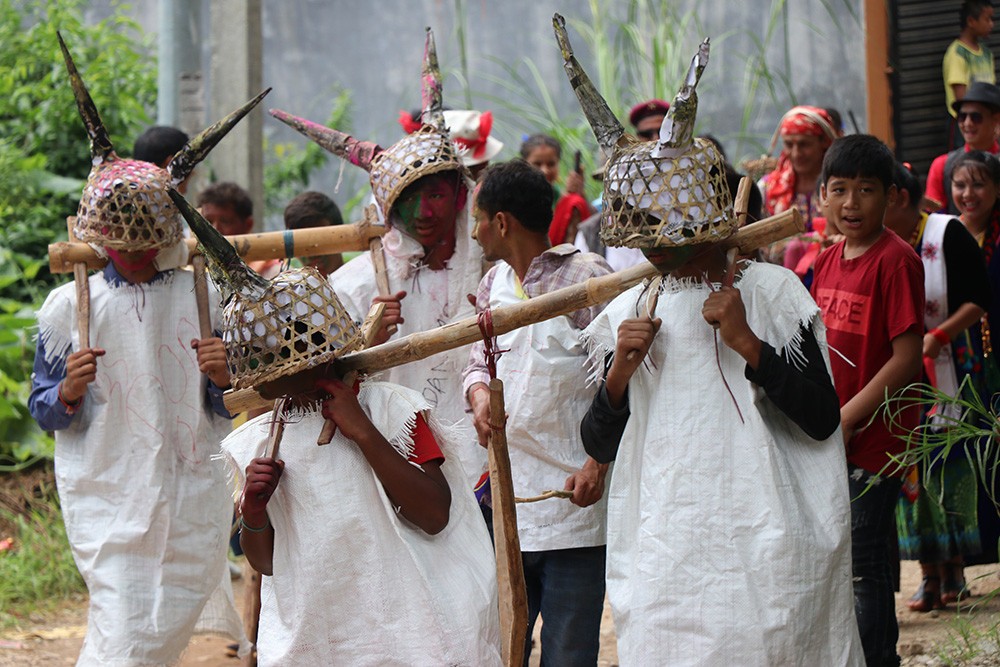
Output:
[
  {"xmin": 392, "ymin": 175, "xmax": 461, "ymax": 250},
  {"xmin": 106, "ymin": 247, "xmax": 159, "ymax": 272}
]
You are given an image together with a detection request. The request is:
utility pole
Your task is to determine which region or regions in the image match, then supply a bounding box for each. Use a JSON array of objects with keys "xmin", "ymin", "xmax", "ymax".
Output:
[{"xmin": 209, "ymin": 0, "xmax": 265, "ymax": 230}]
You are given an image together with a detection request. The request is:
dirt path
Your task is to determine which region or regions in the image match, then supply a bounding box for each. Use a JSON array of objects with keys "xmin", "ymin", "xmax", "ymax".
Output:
[{"xmin": 1, "ymin": 560, "xmax": 998, "ymax": 666}]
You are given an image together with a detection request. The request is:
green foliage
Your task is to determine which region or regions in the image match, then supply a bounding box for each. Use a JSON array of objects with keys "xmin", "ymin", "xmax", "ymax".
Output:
[
  {"xmin": 0, "ymin": 0, "xmax": 157, "ymax": 467},
  {"xmin": 264, "ymin": 88, "xmax": 369, "ymax": 221},
  {"xmin": 0, "ymin": 475, "xmax": 85, "ymax": 628}
]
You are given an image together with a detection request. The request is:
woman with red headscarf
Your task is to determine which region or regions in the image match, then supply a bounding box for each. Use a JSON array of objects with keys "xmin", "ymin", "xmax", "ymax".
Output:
[{"xmin": 761, "ymin": 106, "xmax": 840, "ymax": 281}]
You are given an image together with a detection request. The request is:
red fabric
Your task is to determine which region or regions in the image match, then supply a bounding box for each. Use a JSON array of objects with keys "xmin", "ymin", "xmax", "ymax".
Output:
[
  {"xmin": 548, "ymin": 192, "xmax": 591, "ymax": 246},
  {"xmin": 408, "ymin": 413, "xmax": 444, "ymax": 465},
  {"xmin": 397, "ymin": 110, "xmax": 422, "ymax": 134},
  {"xmin": 764, "ymin": 106, "xmax": 835, "ymax": 216},
  {"xmin": 811, "ymin": 230, "xmax": 925, "ymax": 474}
]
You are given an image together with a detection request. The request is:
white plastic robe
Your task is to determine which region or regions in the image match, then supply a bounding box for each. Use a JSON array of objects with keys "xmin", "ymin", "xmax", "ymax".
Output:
[
  {"xmin": 220, "ymin": 381, "xmax": 501, "ymax": 666},
  {"xmin": 36, "ymin": 269, "xmax": 246, "ymax": 666},
  {"xmin": 488, "ymin": 262, "xmax": 607, "ymax": 551},
  {"xmin": 582, "ymin": 262, "xmax": 862, "ymax": 666},
  {"xmin": 328, "ymin": 210, "xmax": 485, "ymax": 485}
]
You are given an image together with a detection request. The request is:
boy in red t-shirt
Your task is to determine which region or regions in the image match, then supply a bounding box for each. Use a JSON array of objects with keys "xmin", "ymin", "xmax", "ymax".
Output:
[{"xmin": 812, "ymin": 134, "xmax": 925, "ymax": 667}]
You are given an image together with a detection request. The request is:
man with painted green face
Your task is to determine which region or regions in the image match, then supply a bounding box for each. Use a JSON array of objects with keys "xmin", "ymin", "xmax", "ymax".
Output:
[{"xmin": 327, "ymin": 164, "xmax": 486, "ymax": 485}]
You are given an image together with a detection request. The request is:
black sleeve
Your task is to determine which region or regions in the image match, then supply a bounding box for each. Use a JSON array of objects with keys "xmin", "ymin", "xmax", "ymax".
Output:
[
  {"xmin": 943, "ymin": 218, "xmax": 992, "ymax": 315},
  {"xmin": 744, "ymin": 324, "xmax": 841, "ymax": 440},
  {"xmin": 580, "ymin": 360, "xmax": 630, "ymax": 464}
]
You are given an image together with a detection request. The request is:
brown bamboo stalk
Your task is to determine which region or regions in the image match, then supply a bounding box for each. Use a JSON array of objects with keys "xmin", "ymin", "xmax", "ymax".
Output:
[
  {"xmin": 67, "ymin": 218, "xmax": 90, "ymax": 348},
  {"xmin": 488, "ymin": 378, "xmax": 528, "ymax": 666},
  {"xmin": 48, "ymin": 219, "xmax": 386, "ymax": 273},
  {"xmin": 191, "ymin": 255, "xmax": 213, "ymax": 339},
  {"xmin": 734, "ymin": 176, "xmax": 752, "ymax": 228},
  {"xmin": 223, "ymin": 209, "xmax": 803, "ymax": 413}
]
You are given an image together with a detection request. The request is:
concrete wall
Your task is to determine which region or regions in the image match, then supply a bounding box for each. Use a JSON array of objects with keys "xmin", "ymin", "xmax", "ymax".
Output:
[{"xmin": 84, "ymin": 0, "xmax": 867, "ymax": 228}]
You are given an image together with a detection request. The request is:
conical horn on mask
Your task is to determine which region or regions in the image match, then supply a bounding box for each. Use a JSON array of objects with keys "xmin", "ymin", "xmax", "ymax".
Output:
[
  {"xmin": 167, "ymin": 188, "xmax": 270, "ymax": 301},
  {"xmin": 168, "ymin": 87, "xmax": 272, "ymax": 187},
  {"xmin": 57, "ymin": 31, "xmax": 114, "ymax": 163},
  {"xmin": 652, "ymin": 39, "xmax": 710, "ymax": 159},
  {"xmin": 269, "ymin": 109, "xmax": 382, "ymax": 171},
  {"xmin": 552, "ymin": 14, "xmax": 625, "ymax": 154},
  {"xmin": 420, "ymin": 27, "xmax": 446, "ymax": 132}
]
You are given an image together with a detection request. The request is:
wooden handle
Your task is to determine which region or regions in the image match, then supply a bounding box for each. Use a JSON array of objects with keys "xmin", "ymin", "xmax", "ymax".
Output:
[
  {"xmin": 369, "ymin": 234, "xmax": 397, "ymax": 337},
  {"xmin": 487, "ymin": 378, "xmax": 528, "ymax": 666},
  {"xmin": 192, "ymin": 255, "xmax": 213, "ymax": 339},
  {"xmin": 316, "ymin": 302, "xmax": 386, "ymax": 445},
  {"xmin": 67, "ymin": 218, "xmax": 90, "ymax": 348},
  {"xmin": 514, "ymin": 489, "xmax": 574, "ymax": 503},
  {"xmin": 48, "ymin": 219, "xmax": 387, "ymax": 273}
]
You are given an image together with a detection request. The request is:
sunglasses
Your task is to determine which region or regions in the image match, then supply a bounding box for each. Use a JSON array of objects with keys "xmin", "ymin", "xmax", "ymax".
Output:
[
  {"xmin": 958, "ymin": 111, "xmax": 986, "ymax": 124},
  {"xmin": 637, "ymin": 129, "xmax": 659, "ymax": 140}
]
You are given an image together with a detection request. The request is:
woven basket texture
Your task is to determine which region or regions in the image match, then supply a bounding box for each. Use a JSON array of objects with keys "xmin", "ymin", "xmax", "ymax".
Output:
[{"xmin": 369, "ymin": 125, "xmax": 466, "ymax": 218}]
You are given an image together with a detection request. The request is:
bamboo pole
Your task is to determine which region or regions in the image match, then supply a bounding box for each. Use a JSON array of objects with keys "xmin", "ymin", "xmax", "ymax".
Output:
[
  {"xmin": 66, "ymin": 218, "xmax": 91, "ymax": 348},
  {"xmin": 367, "ymin": 205, "xmax": 397, "ymax": 337},
  {"xmin": 48, "ymin": 219, "xmax": 385, "ymax": 273},
  {"xmin": 223, "ymin": 208, "xmax": 803, "ymax": 413},
  {"xmin": 488, "ymin": 378, "xmax": 528, "ymax": 666},
  {"xmin": 192, "ymin": 255, "xmax": 214, "ymax": 339}
]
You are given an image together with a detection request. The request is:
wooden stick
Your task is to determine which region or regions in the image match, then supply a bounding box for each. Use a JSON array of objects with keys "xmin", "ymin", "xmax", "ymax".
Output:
[
  {"xmin": 316, "ymin": 302, "xmax": 386, "ymax": 445},
  {"xmin": 48, "ymin": 219, "xmax": 386, "ymax": 273},
  {"xmin": 487, "ymin": 378, "xmax": 528, "ymax": 666},
  {"xmin": 191, "ymin": 255, "xmax": 214, "ymax": 339},
  {"xmin": 224, "ymin": 209, "xmax": 803, "ymax": 413},
  {"xmin": 514, "ymin": 489, "xmax": 573, "ymax": 503},
  {"xmin": 734, "ymin": 176, "xmax": 752, "ymax": 229},
  {"xmin": 369, "ymin": 226, "xmax": 397, "ymax": 337},
  {"xmin": 67, "ymin": 218, "xmax": 90, "ymax": 348}
]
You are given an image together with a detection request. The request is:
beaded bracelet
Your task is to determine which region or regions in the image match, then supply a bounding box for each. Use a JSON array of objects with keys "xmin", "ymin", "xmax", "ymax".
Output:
[
  {"xmin": 240, "ymin": 516, "xmax": 271, "ymax": 533},
  {"xmin": 57, "ymin": 384, "xmax": 83, "ymax": 415}
]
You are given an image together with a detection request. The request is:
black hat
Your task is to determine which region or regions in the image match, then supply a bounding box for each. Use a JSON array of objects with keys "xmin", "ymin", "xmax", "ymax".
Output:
[{"xmin": 953, "ymin": 82, "xmax": 1000, "ymax": 113}]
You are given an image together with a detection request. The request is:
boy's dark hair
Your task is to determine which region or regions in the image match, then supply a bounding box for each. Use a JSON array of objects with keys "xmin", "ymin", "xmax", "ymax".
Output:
[
  {"xmin": 196, "ymin": 181, "xmax": 253, "ymax": 219},
  {"xmin": 821, "ymin": 134, "xmax": 895, "ymax": 191},
  {"xmin": 519, "ymin": 134, "xmax": 562, "ymax": 160},
  {"xmin": 133, "ymin": 126, "xmax": 189, "ymax": 167},
  {"xmin": 284, "ymin": 191, "xmax": 344, "ymax": 230},
  {"xmin": 891, "ymin": 162, "xmax": 922, "ymax": 211},
  {"xmin": 477, "ymin": 159, "xmax": 554, "ymax": 234},
  {"xmin": 961, "ymin": 0, "xmax": 992, "ymax": 29},
  {"xmin": 952, "ymin": 149, "xmax": 1000, "ymax": 186}
]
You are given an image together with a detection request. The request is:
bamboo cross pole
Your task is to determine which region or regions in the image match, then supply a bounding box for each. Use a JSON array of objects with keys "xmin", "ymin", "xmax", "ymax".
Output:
[
  {"xmin": 48, "ymin": 218, "xmax": 386, "ymax": 273},
  {"xmin": 487, "ymin": 377, "xmax": 528, "ymax": 666},
  {"xmin": 223, "ymin": 207, "xmax": 803, "ymax": 414}
]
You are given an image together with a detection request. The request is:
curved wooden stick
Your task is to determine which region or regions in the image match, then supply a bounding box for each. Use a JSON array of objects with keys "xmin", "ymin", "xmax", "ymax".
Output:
[{"xmin": 514, "ymin": 489, "xmax": 573, "ymax": 503}]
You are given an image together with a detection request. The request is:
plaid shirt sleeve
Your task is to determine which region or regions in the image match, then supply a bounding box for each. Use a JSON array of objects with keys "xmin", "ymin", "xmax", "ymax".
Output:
[
  {"xmin": 523, "ymin": 248, "xmax": 614, "ymax": 330},
  {"xmin": 461, "ymin": 267, "xmax": 499, "ymax": 406}
]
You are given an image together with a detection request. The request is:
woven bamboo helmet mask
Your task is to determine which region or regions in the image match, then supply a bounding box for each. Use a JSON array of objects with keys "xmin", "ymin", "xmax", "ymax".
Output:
[
  {"xmin": 552, "ymin": 17, "xmax": 734, "ymax": 249},
  {"xmin": 269, "ymin": 28, "xmax": 467, "ymax": 222},
  {"xmin": 168, "ymin": 190, "xmax": 361, "ymax": 391},
  {"xmin": 58, "ymin": 33, "xmax": 269, "ymax": 252}
]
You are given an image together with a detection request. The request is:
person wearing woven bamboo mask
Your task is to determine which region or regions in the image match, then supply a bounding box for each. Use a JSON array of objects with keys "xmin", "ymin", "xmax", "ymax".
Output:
[
  {"xmin": 170, "ymin": 191, "xmax": 500, "ymax": 666},
  {"xmin": 271, "ymin": 28, "xmax": 487, "ymax": 487},
  {"xmin": 464, "ymin": 159, "xmax": 613, "ymax": 665},
  {"xmin": 550, "ymin": 18, "xmax": 863, "ymax": 664},
  {"xmin": 27, "ymin": 35, "xmax": 264, "ymax": 665}
]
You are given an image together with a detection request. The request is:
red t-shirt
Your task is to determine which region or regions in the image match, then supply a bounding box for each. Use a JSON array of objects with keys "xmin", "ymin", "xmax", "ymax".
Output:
[
  {"xmin": 811, "ymin": 229, "xmax": 925, "ymax": 474},
  {"xmin": 408, "ymin": 413, "xmax": 444, "ymax": 465}
]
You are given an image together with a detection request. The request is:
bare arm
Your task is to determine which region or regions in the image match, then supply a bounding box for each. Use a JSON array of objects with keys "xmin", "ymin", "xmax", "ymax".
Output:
[
  {"xmin": 239, "ymin": 457, "xmax": 283, "ymax": 575},
  {"xmin": 318, "ymin": 379, "xmax": 451, "ymax": 534},
  {"xmin": 923, "ymin": 303, "xmax": 985, "ymax": 358},
  {"xmin": 841, "ymin": 330, "xmax": 923, "ymax": 442}
]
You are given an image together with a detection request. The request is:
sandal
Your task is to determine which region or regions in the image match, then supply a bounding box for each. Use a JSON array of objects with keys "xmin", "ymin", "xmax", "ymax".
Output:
[
  {"xmin": 941, "ymin": 564, "xmax": 969, "ymax": 604},
  {"xmin": 907, "ymin": 575, "xmax": 943, "ymax": 612}
]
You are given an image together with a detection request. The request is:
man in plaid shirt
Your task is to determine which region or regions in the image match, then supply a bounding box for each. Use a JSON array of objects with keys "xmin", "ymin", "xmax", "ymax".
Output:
[{"xmin": 462, "ymin": 159, "xmax": 613, "ymax": 666}]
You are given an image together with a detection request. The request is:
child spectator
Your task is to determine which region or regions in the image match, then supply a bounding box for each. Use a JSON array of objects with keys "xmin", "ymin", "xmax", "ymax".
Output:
[
  {"xmin": 812, "ymin": 135, "xmax": 925, "ymax": 666},
  {"xmin": 283, "ymin": 190, "xmax": 345, "ymax": 275},
  {"xmin": 171, "ymin": 193, "xmax": 501, "ymax": 665},
  {"xmin": 944, "ymin": 1, "xmax": 996, "ymax": 135},
  {"xmin": 520, "ymin": 133, "xmax": 592, "ymax": 246},
  {"xmin": 133, "ymin": 125, "xmax": 192, "ymax": 192},
  {"xmin": 198, "ymin": 181, "xmax": 281, "ymax": 278},
  {"xmin": 27, "ymin": 36, "xmax": 260, "ymax": 664}
]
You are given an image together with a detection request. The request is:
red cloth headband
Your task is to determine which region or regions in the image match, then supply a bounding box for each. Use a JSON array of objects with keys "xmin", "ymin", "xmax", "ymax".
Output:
[{"xmin": 779, "ymin": 106, "xmax": 834, "ymax": 139}]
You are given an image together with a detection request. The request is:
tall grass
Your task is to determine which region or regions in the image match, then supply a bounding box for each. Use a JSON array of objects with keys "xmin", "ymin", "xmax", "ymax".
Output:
[{"xmin": 0, "ymin": 477, "xmax": 85, "ymax": 630}]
